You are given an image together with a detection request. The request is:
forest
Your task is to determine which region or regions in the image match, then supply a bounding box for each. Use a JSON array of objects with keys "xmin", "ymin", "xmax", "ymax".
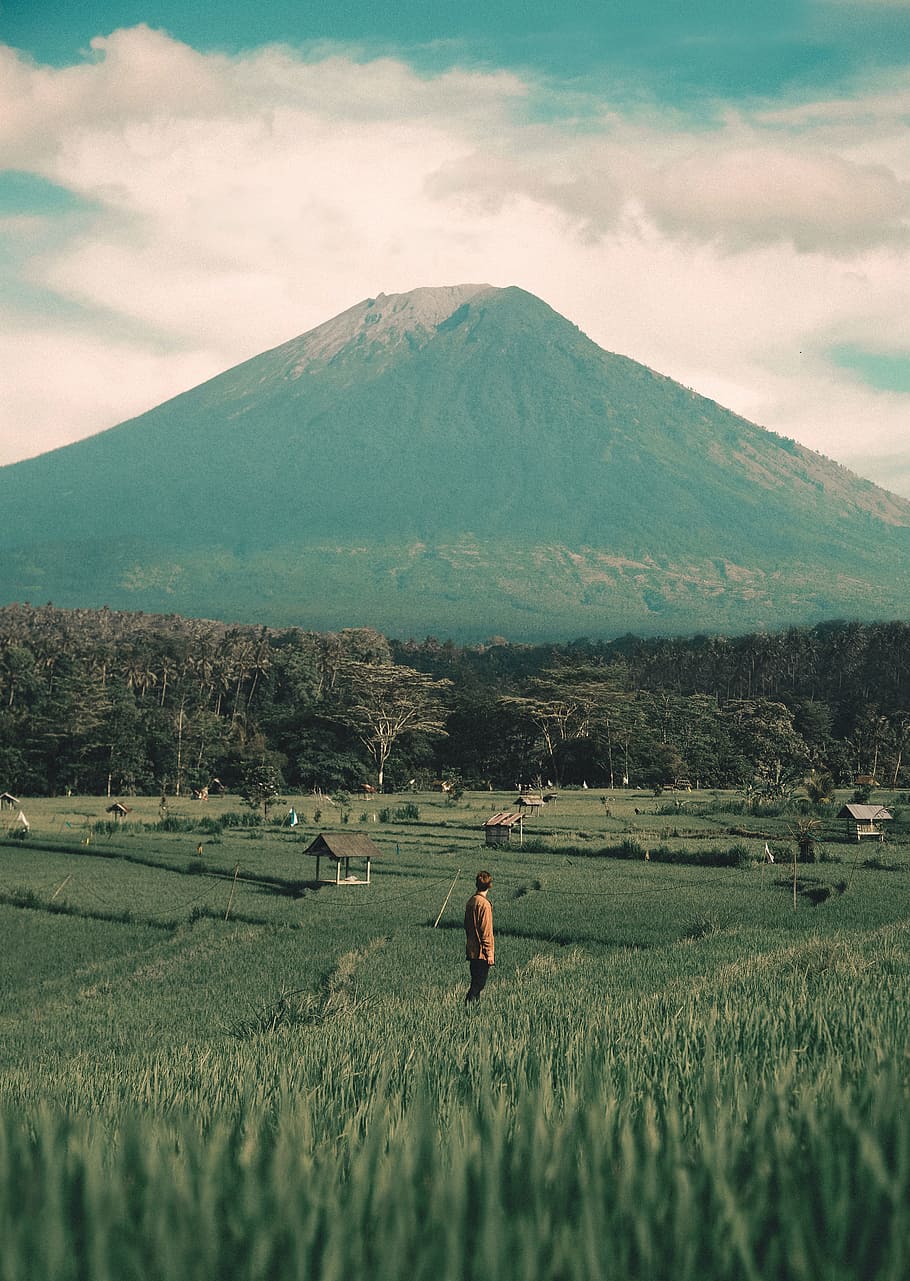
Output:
[{"xmin": 1, "ymin": 602, "xmax": 908, "ymax": 797}]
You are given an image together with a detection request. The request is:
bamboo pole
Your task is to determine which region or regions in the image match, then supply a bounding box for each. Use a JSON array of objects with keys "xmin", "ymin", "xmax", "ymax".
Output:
[
  {"xmin": 434, "ymin": 869, "xmax": 461, "ymax": 928},
  {"xmin": 225, "ymin": 863, "xmax": 240, "ymax": 921},
  {"xmin": 50, "ymin": 875, "xmax": 72, "ymax": 901}
]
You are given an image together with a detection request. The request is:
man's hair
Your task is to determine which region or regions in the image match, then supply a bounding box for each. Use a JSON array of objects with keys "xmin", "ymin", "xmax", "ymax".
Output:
[{"xmin": 476, "ymin": 870, "xmax": 493, "ymax": 891}]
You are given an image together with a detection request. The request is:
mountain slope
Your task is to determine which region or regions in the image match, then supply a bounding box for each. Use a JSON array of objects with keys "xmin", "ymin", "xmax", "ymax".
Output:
[{"xmin": 1, "ymin": 285, "xmax": 909, "ymax": 638}]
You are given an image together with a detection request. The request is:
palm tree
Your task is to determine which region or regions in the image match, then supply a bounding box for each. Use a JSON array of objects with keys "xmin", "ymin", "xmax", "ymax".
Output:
[
  {"xmin": 789, "ymin": 816, "xmax": 823, "ymax": 863},
  {"xmin": 804, "ymin": 771, "xmax": 835, "ymax": 806}
]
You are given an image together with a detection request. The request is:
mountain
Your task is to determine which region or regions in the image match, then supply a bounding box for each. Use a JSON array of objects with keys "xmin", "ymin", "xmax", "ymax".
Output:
[{"xmin": 2, "ymin": 284, "xmax": 909, "ymax": 639}]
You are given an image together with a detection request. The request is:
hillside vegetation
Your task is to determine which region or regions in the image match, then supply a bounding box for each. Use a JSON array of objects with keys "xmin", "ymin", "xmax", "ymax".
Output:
[{"xmin": 1, "ymin": 604, "xmax": 909, "ymax": 799}]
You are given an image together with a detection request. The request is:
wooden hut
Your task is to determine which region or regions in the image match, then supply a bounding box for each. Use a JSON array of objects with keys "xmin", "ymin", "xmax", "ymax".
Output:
[
  {"xmin": 0, "ymin": 792, "xmax": 19, "ymax": 811},
  {"xmin": 516, "ymin": 793, "xmax": 543, "ymax": 816},
  {"xmin": 105, "ymin": 802, "xmax": 131, "ymax": 820},
  {"xmin": 483, "ymin": 811, "xmax": 523, "ymax": 847},
  {"xmin": 837, "ymin": 803, "xmax": 892, "ymax": 841},
  {"xmin": 304, "ymin": 832, "xmax": 382, "ymax": 884}
]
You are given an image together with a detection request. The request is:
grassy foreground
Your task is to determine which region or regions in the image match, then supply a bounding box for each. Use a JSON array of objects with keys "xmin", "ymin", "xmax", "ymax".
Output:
[{"xmin": 1, "ymin": 789, "xmax": 909, "ymax": 1280}]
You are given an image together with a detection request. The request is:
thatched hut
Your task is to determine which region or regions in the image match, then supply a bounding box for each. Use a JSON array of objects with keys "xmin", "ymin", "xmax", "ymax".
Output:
[
  {"xmin": 837, "ymin": 803, "xmax": 892, "ymax": 841},
  {"xmin": 483, "ymin": 811, "xmax": 523, "ymax": 847},
  {"xmin": 304, "ymin": 832, "xmax": 382, "ymax": 884}
]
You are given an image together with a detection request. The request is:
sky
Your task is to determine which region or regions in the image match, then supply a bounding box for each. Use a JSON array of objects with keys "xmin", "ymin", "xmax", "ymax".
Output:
[{"xmin": 2, "ymin": 1, "xmax": 910, "ymax": 494}]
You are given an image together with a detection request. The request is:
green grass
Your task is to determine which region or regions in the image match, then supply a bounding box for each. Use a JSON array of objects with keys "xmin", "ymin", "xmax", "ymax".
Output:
[{"xmin": 1, "ymin": 789, "xmax": 909, "ymax": 1279}]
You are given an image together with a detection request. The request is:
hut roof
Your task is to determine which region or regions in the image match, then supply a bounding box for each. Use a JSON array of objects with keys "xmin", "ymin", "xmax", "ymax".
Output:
[
  {"xmin": 0, "ymin": 792, "xmax": 19, "ymax": 803},
  {"xmin": 837, "ymin": 804, "xmax": 893, "ymax": 821},
  {"xmin": 483, "ymin": 811, "xmax": 523, "ymax": 828},
  {"xmin": 304, "ymin": 833, "xmax": 383, "ymax": 861},
  {"xmin": 105, "ymin": 802, "xmax": 131, "ymax": 815}
]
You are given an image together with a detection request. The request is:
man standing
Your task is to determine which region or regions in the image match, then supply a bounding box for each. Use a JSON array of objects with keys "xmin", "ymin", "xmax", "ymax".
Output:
[{"xmin": 464, "ymin": 870, "xmax": 494, "ymax": 1003}]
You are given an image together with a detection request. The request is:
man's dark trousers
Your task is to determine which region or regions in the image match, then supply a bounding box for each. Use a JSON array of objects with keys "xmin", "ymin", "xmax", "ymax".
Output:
[{"xmin": 466, "ymin": 959, "xmax": 490, "ymax": 1003}]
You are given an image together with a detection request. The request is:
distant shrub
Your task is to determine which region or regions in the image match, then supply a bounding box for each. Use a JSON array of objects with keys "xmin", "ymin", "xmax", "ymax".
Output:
[
  {"xmin": 650, "ymin": 843, "xmax": 751, "ymax": 868},
  {"xmin": 378, "ymin": 804, "xmax": 420, "ymax": 823},
  {"xmin": 704, "ymin": 797, "xmax": 798, "ymax": 818},
  {"xmin": 528, "ymin": 838, "xmax": 753, "ymax": 868},
  {"xmin": 91, "ymin": 820, "xmax": 124, "ymax": 836},
  {"xmin": 520, "ymin": 838, "xmax": 551, "ymax": 854},
  {"xmin": 154, "ymin": 816, "xmax": 198, "ymax": 833},
  {"xmin": 220, "ymin": 811, "xmax": 263, "ymax": 828},
  {"xmin": 682, "ymin": 913, "xmax": 721, "ymax": 941}
]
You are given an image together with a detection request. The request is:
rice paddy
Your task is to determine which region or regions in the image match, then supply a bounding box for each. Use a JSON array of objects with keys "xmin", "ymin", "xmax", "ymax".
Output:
[{"xmin": 1, "ymin": 788, "xmax": 908, "ymax": 1279}]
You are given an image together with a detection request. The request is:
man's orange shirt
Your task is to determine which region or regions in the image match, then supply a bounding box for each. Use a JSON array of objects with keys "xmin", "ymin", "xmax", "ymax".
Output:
[{"xmin": 464, "ymin": 891, "xmax": 494, "ymax": 964}]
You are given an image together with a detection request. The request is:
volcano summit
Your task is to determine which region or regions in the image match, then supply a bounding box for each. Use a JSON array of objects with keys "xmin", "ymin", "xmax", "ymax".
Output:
[{"xmin": 1, "ymin": 285, "xmax": 908, "ymax": 638}]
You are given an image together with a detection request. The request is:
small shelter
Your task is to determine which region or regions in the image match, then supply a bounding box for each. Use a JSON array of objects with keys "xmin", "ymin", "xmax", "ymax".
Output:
[
  {"xmin": 516, "ymin": 793, "xmax": 543, "ymax": 816},
  {"xmin": 105, "ymin": 802, "xmax": 131, "ymax": 820},
  {"xmin": 837, "ymin": 803, "xmax": 893, "ymax": 841},
  {"xmin": 0, "ymin": 792, "xmax": 19, "ymax": 811},
  {"xmin": 483, "ymin": 811, "xmax": 524, "ymax": 847},
  {"xmin": 304, "ymin": 832, "xmax": 382, "ymax": 884}
]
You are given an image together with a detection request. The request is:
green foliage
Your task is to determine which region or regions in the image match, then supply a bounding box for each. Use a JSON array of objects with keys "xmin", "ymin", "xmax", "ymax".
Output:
[
  {"xmin": 2, "ymin": 1070, "xmax": 909, "ymax": 1281},
  {"xmin": 220, "ymin": 810, "xmax": 264, "ymax": 827},
  {"xmin": 805, "ymin": 771, "xmax": 836, "ymax": 805},
  {"xmin": 791, "ymin": 816, "xmax": 824, "ymax": 863},
  {"xmin": 239, "ymin": 762, "xmax": 285, "ymax": 819},
  {"xmin": 3, "ymin": 605, "xmax": 910, "ymax": 795}
]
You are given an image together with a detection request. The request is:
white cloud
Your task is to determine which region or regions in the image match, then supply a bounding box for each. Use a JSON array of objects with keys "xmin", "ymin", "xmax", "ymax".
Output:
[
  {"xmin": 2, "ymin": 25, "xmax": 910, "ymax": 495},
  {"xmin": 0, "ymin": 315, "xmax": 219, "ymax": 464},
  {"xmin": 639, "ymin": 146, "xmax": 909, "ymax": 254}
]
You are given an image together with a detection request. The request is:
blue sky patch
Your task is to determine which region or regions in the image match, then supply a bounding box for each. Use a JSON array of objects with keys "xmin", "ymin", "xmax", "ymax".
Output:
[
  {"xmin": 830, "ymin": 345, "xmax": 910, "ymax": 395},
  {"xmin": 0, "ymin": 172, "xmax": 86, "ymax": 216},
  {"xmin": 6, "ymin": 0, "xmax": 910, "ymax": 107}
]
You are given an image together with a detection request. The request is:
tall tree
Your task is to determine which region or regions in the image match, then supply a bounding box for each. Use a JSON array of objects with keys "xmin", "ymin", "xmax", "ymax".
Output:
[{"xmin": 333, "ymin": 661, "xmax": 451, "ymax": 790}]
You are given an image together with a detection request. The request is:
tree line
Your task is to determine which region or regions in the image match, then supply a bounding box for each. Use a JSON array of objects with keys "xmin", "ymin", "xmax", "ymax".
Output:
[{"xmin": 0, "ymin": 603, "xmax": 907, "ymax": 797}]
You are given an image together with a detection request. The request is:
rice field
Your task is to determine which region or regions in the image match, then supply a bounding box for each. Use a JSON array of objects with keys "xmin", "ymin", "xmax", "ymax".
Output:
[{"xmin": 1, "ymin": 789, "xmax": 909, "ymax": 1279}]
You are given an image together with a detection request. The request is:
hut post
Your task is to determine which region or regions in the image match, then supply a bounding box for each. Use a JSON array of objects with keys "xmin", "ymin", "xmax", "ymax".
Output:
[
  {"xmin": 366, "ymin": 857, "xmax": 371, "ymax": 884},
  {"xmin": 336, "ymin": 860, "xmax": 342, "ymax": 885}
]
